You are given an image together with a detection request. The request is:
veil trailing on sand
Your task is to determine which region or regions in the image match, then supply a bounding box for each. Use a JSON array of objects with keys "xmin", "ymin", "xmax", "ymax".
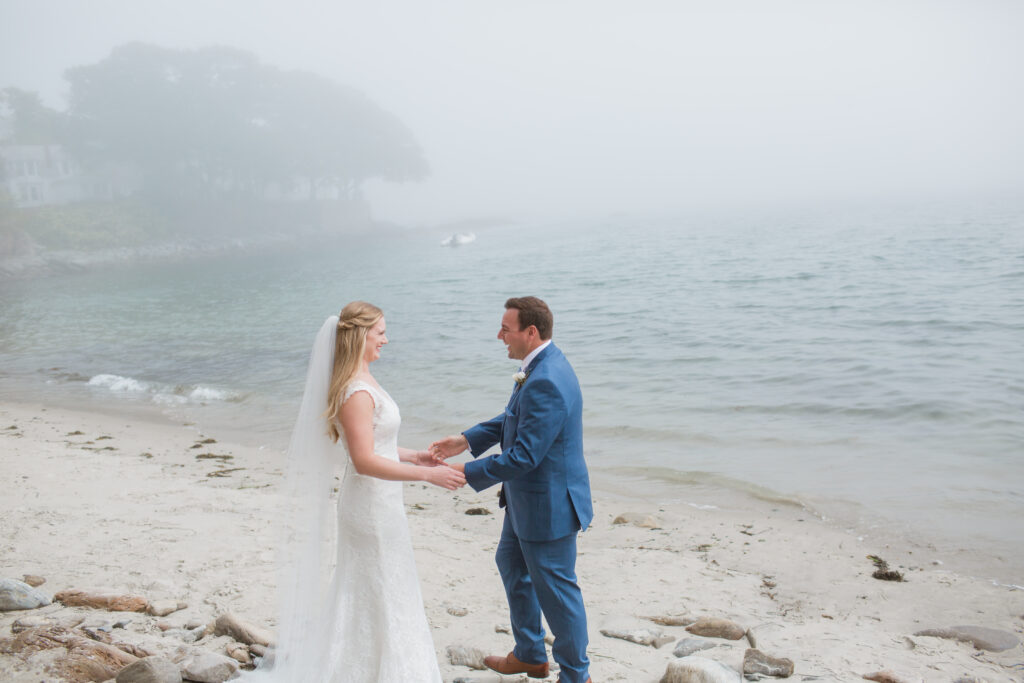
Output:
[{"xmin": 246, "ymin": 315, "xmax": 342, "ymax": 680}]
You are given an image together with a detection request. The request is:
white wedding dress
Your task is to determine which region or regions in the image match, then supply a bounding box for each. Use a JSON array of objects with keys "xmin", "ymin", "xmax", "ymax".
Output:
[
  {"xmin": 247, "ymin": 316, "xmax": 442, "ymax": 683},
  {"xmin": 317, "ymin": 380, "xmax": 443, "ymax": 682}
]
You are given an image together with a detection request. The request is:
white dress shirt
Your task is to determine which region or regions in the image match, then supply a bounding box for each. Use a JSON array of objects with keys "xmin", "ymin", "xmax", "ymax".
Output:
[{"xmin": 521, "ymin": 340, "xmax": 552, "ymax": 372}]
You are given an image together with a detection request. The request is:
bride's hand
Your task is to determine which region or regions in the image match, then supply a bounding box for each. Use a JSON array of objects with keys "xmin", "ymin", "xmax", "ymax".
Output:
[
  {"xmin": 423, "ymin": 463, "xmax": 466, "ymax": 490},
  {"xmin": 407, "ymin": 450, "xmax": 438, "ymax": 467}
]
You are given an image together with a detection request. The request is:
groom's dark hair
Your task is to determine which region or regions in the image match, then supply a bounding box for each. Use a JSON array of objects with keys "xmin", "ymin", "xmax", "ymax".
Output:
[{"xmin": 505, "ymin": 296, "xmax": 553, "ymax": 340}]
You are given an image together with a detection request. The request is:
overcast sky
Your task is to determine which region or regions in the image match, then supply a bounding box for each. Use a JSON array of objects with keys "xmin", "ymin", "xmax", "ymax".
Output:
[{"xmin": 2, "ymin": 0, "xmax": 1022, "ymax": 224}]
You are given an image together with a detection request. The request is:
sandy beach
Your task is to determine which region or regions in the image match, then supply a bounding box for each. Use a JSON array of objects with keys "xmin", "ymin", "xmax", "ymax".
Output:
[{"xmin": 1, "ymin": 400, "xmax": 1022, "ymax": 682}]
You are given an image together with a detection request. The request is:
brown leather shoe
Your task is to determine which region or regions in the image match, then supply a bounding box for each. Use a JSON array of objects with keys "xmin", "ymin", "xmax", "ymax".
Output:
[{"xmin": 483, "ymin": 651, "xmax": 550, "ymax": 678}]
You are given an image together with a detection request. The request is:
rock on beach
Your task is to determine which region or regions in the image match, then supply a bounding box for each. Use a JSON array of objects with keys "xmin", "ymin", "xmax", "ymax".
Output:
[
  {"xmin": 600, "ymin": 626, "xmax": 675, "ymax": 648},
  {"xmin": 673, "ymin": 637, "xmax": 720, "ymax": 658},
  {"xmin": 116, "ymin": 655, "xmax": 183, "ymax": 683},
  {"xmin": 212, "ymin": 612, "xmax": 275, "ymax": 647},
  {"xmin": 446, "ymin": 644, "xmax": 487, "ymax": 669},
  {"xmin": 685, "ymin": 617, "xmax": 746, "ymax": 641},
  {"xmin": 55, "ymin": 589, "xmax": 148, "ymax": 612},
  {"xmin": 742, "ymin": 648, "xmax": 794, "ymax": 677},
  {"xmin": 613, "ymin": 512, "xmax": 659, "ymax": 528},
  {"xmin": 0, "ymin": 578, "xmax": 51, "ymax": 611},
  {"xmin": 913, "ymin": 625, "xmax": 1020, "ymax": 652},
  {"xmin": 176, "ymin": 649, "xmax": 239, "ymax": 683},
  {"xmin": 661, "ymin": 656, "xmax": 742, "ymax": 682}
]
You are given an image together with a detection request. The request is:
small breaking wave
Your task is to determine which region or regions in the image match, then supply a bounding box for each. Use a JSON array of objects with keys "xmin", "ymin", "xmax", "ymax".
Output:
[{"xmin": 87, "ymin": 374, "xmax": 240, "ymax": 405}]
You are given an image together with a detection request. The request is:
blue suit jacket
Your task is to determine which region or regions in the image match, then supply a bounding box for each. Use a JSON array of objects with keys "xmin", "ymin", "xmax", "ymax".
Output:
[{"xmin": 463, "ymin": 343, "xmax": 593, "ymax": 542}]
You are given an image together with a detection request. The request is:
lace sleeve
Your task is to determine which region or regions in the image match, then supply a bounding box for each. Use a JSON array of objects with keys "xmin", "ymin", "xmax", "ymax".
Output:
[{"xmin": 343, "ymin": 381, "xmax": 381, "ymax": 420}]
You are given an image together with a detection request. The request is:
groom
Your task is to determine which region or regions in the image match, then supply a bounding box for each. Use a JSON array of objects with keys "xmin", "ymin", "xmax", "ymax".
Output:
[{"xmin": 431, "ymin": 296, "xmax": 593, "ymax": 683}]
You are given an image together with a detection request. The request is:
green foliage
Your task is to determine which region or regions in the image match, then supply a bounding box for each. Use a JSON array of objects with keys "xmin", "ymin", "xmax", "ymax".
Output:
[{"xmin": 63, "ymin": 43, "xmax": 428, "ymax": 204}]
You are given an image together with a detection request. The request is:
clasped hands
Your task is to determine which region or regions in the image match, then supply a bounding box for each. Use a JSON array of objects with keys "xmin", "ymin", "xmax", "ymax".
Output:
[{"xmin": 409, "ymin": 434, "xmax": 470, "ymax": 490}]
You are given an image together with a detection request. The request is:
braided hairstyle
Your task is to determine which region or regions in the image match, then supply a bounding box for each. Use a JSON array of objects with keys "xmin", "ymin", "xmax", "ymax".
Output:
[{"xmin": 325, "ymin": 301, "xmax": 384, "ymax": 442}]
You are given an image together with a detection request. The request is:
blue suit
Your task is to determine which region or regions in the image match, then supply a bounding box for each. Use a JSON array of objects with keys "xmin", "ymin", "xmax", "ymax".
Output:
[{"xmin": 464, "ymin": 343, "xmax": 592, "ymax": 683}]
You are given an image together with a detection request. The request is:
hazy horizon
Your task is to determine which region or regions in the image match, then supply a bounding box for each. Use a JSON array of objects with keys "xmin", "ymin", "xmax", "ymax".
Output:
[{"xmin": 2, "ymin": 0, "xmax": 1022, "ymax": 225}]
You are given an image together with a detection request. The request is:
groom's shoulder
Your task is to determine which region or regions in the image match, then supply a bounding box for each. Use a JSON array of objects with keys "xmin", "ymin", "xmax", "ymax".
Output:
[{"xmin": 538, "ymin": 345, "xmax": 578, "ymax": 378}]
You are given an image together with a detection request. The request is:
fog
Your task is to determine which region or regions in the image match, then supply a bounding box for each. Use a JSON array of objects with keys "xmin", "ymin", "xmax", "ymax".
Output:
[{"xmin": 2, "ymin": 0, "xmax": 1022, "ymax": 224}]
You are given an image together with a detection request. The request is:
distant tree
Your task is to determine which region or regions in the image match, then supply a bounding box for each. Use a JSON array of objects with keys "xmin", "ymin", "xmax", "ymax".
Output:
[
  {"xmin": 63, "ymin": 43, "xmax": 428, "ymax": 204},
  {"xmin": 0, "ymin": 88, "xmax": 67, "ymax": 144}
]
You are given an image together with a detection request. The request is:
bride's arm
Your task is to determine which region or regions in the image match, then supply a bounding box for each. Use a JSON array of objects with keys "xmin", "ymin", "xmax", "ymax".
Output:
[
  {"xmin": 338, "ymin": 391, "xmax": 464, "ymax": 490},
  {"xmin": 397, "ymin": 446, "xmax": 434, "ymax": 466}
]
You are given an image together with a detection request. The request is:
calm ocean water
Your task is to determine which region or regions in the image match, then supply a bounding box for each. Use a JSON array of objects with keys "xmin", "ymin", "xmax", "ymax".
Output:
[{"xmin": 2, "ymin": 205, "xmax": 1022, "ymax": 579}]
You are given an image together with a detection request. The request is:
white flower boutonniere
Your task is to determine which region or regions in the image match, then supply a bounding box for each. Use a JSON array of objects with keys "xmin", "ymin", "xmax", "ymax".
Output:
[{"xmin": 513, "ymin": 371, "xmax": 527, "ymax": 386}]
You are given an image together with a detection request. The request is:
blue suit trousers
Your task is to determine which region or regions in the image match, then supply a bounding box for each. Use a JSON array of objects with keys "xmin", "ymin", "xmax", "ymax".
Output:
[{"xmin": 496, "ymin": 514, "xmax": 590, "ymax": 683}]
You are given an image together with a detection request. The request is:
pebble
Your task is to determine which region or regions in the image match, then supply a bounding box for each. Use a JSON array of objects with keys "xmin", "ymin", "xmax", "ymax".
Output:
[
  {"xmin": 661, "ymin": 656, "xmax": 742, "ymax": 682},
  {"xmin": 862, "ymin": 672, "xmax": 910, "ymax": 683},
  {"xmin": 465, "ymin": 507, "xmax": 492, "ymax": 515},
  {"xmin": 0, "ymin": 578, "xmax": 51, "ymax": 611},
  {"xmin": 446, "ymin": 644, "xmax": 488, "ymax": 669},
  {"xmin": 742, "ymin": 648, "xmax": 794, "ymax": 677},
  {"xmin": 447, "ymin": 606, "xmax": 469, "ymax": 617},
  {"xmin": 612, "ymin": 512, "xmax": 659, "ymax": 528},
  {"xmin": 11, "ymin": 615, "xmax": 56, "ymax": 633},
  {"xmin": 212, "ymin": 612, "xmax": 275, "ymax": 647},
  {"xmin": 913, "ymin": 625, "xmax": 1020, "ymax": 652},
  {"xmin": 673, "ymin": 637, "xmax": 719, "ymax": 658},
  {"xmin": 22, "ymin": 574, "xmax": 45, "ymax": 587},
  {"xmin": 147, "ymin": 600, "xmax": 187, "ymax": 617},
  {"xmin": 685, "ymin": 617, "xmax": 746, "ymax": 641},
  {"xmin": 226, "ymin": 642, "xmax": 252, "ymax": 665},
  {"xmin": 600, "ymin": 626, "xmax": 675, "ymax": 648},
  {"xmin": 162, "ymin": 627, "xmax": 203, "ymax": 643},
  {"xmin": 176, "ymin": 650, "xmax": 239, "ymax": 683},
  {"xmin": 115, "ymin": 655, "xmax": 183, "ymax": 683}
]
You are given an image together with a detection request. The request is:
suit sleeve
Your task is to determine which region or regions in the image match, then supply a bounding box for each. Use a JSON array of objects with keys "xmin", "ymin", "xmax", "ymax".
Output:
[
  {"xmin": 464, "ymin": 377, "xmax": 567, "ymax": 491},
  {"xmin": 463, "ymin": 413, "xmax": 504, "ymax": 457}
]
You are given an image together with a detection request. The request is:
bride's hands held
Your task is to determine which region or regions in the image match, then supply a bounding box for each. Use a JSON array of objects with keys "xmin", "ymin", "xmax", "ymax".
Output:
[
  {"xmin": 406, "ymin": 450, "xmax": 438, "ymax": 467},
  {"xmin": 423, "ymin": 463, "xmax": 466, "ymax": 490}
]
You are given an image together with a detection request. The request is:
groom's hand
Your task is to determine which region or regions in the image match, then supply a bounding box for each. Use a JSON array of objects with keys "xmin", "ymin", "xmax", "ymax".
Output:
[
  {"xmin": 429, "ymin": 434, "xmax": 469, "ymax": 462},
  {"xmin": 408, "ymin": 450, "xmax": 438, "ymax": 467}
]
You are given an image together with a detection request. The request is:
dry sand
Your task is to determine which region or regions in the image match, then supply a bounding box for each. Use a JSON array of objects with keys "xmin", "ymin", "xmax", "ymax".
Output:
[{"xmin": 1, "ymin": 400, "xmax": 1022, "ymax": 682}]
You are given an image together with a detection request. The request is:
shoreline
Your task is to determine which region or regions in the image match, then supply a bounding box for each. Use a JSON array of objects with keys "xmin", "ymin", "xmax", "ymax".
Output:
[
  {"xmin": 2, "ymin": 400, "xmax": 1022, "ymax": 682},
  {"xmin": 5, "ymin": 372, "xmax": 1024, "ymax": 588}
]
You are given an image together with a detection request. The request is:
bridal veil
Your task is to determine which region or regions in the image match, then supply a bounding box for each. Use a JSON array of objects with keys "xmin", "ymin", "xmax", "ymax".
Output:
[{"xmin": 246, "ymin": 315, "xmax": 341, "ymax": 680}]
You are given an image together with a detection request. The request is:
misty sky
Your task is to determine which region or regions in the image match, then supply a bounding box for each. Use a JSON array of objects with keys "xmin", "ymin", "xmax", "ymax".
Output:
[{"xmin": 2, "ymin": 0, "xmax": 1022, "ymax": 224}]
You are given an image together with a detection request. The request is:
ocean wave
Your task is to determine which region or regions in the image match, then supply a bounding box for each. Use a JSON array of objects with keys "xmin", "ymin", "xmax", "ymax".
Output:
[{"xmin": 87, "ymin": 373, "xmax": 241, "ymax": 405}]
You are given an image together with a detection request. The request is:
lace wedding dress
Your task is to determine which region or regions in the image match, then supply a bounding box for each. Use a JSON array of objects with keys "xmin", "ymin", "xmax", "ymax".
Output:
[
  {"xmin": 316, "ymin": 380, "xmax": 443, "ymax": 682},
  {"xmin": 246, "ymin": 316, "xmax": 442, "ymax": 682}
]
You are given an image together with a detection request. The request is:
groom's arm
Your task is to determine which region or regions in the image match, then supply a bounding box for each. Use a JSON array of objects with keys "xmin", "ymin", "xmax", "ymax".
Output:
[
  {"xmin": 464, "ymin": 378, "xmax": 566, "ymax": 491},
  {"xmin": 463, "ymin": 413, "xmax": 504, "ymax": 456}
]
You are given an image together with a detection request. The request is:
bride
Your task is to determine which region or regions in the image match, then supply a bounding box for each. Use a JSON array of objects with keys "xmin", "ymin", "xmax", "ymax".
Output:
[{"xmin": 248, "ymin": 301, "xmax": 464, "ymax": 681}]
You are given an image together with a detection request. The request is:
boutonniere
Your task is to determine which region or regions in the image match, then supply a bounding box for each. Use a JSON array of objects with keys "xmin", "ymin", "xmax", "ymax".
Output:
[{"xmin": 513, "ymin": 371, "xmax": 528, "ymax": 386}]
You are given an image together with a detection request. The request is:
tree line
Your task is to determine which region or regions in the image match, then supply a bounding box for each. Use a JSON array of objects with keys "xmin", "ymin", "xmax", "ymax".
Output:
[{"xmin": 1, "ymin": 43, "xmax": 428, "ymax": 207}]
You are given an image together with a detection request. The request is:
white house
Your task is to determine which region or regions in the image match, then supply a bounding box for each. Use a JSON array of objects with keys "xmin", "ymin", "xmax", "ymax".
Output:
[{"xmin": 0, "ymin": 144, "xmax": 143, "ymax": 208}]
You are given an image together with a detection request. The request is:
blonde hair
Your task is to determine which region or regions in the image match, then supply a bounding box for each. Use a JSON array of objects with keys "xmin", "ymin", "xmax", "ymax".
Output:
[{"xmin": 326, "ymin": 301, "xmax": 384, "ymax": 442}]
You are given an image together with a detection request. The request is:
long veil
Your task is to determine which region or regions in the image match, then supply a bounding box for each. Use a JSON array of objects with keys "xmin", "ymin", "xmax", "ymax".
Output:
[{"xmin": 246, "ymin": 315, "xmax": 341, "ymax": 680}]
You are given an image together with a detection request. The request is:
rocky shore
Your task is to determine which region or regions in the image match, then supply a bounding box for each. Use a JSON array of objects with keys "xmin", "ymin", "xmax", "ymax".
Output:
[{"xmin": 1, "ymin": 401, "xmax": 1021, "ymax": 682}]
